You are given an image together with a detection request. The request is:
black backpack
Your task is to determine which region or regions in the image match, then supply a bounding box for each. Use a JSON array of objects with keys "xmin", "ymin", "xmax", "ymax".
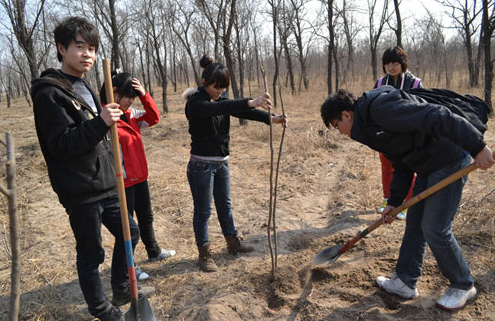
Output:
[{"xmin": 406, "ymin": 88, "xmax": 491, "ymax": 134}]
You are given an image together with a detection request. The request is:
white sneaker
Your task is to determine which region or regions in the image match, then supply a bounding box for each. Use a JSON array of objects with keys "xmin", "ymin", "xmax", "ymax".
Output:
[
  {"xmin": 135, "ymin": 266, "xmax": 149, "ymax": 281},
  {"xmin": 396, "ymin": 209, "xmax": 407, "ymax": 220},
  {"xmin": 436, "ymin": 286, "xmax": 476, "ymax": 311},
  {"xmin": 148, "ymin": 248, "xmax": 176, "ymax": 262},
  {"xmin": 376, "ymin": 273, "xmax": 419, "ymax": 299},
  {"xmin": 377, "ymin": 198, "xmax": 388, "ymax": 214}
]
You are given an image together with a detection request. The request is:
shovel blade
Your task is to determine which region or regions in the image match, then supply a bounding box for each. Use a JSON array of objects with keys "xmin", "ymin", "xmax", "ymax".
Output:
[
  {"xmin": 312, "ymin": 244, "xmax": 344, "ymax": 266},
  {"xmin": 124, "ymin": 297, "xmax": 156, "ymax": 321}
]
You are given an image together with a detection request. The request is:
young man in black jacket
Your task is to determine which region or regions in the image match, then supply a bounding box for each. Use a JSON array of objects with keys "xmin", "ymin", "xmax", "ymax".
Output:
[
  {"xmin": 31, "ymin": 17, "xmax": 152, "ymax": 321},
  {"xmin": 320, "ymin": 86, "xmax": 494, "ymax": 311}
]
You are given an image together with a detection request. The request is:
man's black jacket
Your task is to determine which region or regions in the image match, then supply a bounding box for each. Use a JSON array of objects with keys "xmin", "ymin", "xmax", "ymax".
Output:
[
  {"xmin": 31, "ymin": 69, "xmax": 117, "ymax": 207},
  {"xmin": 350, "ymin": 86, "xmax": 486, "ymax": 207}
]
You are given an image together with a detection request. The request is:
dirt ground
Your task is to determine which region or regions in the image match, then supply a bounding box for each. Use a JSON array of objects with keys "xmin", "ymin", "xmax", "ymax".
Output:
[{"xmin": 0, "ymin": 82, "xmax": 494, "ymax": 320}]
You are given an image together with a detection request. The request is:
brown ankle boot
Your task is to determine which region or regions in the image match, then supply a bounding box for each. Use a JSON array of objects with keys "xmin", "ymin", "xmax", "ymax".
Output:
[
  {"xmin": 197, "ymin": 243, "xmax": 218, "ymax": 272},
  {"xmin": 225, "ymin": 235, "xmax": 254, "ymax": 254}
]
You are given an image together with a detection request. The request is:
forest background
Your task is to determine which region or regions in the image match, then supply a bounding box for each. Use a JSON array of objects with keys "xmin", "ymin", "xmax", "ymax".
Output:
[{"xmin": 1, "ymin": 0, "xmax": 495, "ymax": 111}]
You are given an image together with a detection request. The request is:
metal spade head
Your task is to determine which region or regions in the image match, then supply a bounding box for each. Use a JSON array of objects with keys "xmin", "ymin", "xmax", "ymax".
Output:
[
  {"xmin": 312, "ymin": 244, "xmax": 344, "ymax": 266},
  {"xmin": 124, "ymin": 297, "xmax": 156, "ymax": 321}
]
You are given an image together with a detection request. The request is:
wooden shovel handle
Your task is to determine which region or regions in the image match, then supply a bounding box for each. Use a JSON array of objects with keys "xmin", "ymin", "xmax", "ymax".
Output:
[
  {"xmin": 102, "ymin": 60, "xmax": 132, "ymax": 243},
  {"xmin": 102, "ymin": 61, "xmax": 139, "ymax": 304},
  {"xmin": 367, "ymin": 151, "xmax": 495, "ymax": 234}
]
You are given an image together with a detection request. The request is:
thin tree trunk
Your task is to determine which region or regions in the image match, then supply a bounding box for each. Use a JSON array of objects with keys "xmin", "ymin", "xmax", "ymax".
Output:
[
  {"xmin": 393, "ymin": 0, "xmax": 402, "ymax": 47},
  {"xmin": 482, "ymin": 0, "xmax": 494, "ymax": 110},
  {"xmin": 108, "ymin": 0, "xmax": 121, "ymax": 70},
  {"xmin": 327, "ymin": 0, "xmax": 334, "ymax": 94},
  {"xmin": 281, "ymin": 32, "xmax": 295, "ymax": 94},
  {"xmin": 0, "ymin": 133, "xmax": 20, "ymax": 321}
]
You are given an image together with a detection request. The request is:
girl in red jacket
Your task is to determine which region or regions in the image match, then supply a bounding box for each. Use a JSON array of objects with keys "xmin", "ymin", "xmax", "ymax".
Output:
[{"xmin": 100, "ymin": 73, "xmax": 176, "ymax": 279}]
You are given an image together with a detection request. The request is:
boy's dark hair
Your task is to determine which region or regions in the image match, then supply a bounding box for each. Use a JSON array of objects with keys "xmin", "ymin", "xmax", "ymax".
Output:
[
  {"xmin": 382, "ymin": 46, "xmax": 408, "ymax": 73},
  {"xmin": 320, "ymin": 89, "xmax": 357, "ymax": 128},
  {"xmin": 100, "ymin": 72, "xmax": 139, "ymax": 104},
  {"xmin": 54, "ymin": 17, "xmax": 100, "ymax": 62},
  {"xmin": 200, "ymin": 54, "xmax": 230, "ymax": 88}
]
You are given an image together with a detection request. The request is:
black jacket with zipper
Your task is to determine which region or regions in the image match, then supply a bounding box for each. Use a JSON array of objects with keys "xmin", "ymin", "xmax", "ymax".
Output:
[
  {"xmin": 351, "ymin": 86, "xmax": 486, "ymax": 207},
  {"xmin": 185, "ymin": 86, "xmax": 271, "ymax": 157},
  {"xmin": 31, "ymin": 68, "xmax": 117, "ymax": 207}
]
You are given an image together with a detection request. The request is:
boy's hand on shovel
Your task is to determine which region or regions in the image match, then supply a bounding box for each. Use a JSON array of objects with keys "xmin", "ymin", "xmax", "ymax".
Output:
[
  {"xmin": 381, "ymin": 205, "xmax": 396, "ymax": 224},
  {"xmin": 101, "ymin": 102, "xmax": 122, "ymax": 127},
  {"xmin": 474, "ymin": 146, "xmax": 495, "ymax": 170}
]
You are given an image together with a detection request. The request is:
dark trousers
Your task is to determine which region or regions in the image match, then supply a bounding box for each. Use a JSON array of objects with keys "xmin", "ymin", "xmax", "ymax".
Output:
[
  {"xmin": 66, "ymin": 196, "xmax": 140, "ymax": 317},
  {"xmin": 125, "ymin": 180, "xmax": 161, "ymax": 258}
]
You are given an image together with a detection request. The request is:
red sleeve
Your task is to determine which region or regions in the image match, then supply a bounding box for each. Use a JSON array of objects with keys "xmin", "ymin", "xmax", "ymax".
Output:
[{"xmin": 137, "ymin": 92, "xmax": 160, "ymax": 126}]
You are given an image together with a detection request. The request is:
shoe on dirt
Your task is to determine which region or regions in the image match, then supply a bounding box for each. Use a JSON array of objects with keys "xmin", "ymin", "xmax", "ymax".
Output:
[
  {"xmin": 96, "ymin": 306, "xmax": 123, "ymax": 321},
  {"xmin": 135, "ymin": 266, "xmax": 149, "ymax": 281},
  {"xmin": 111, "ymin": 286, "xmax": 155, "ymax": 307},
  {"xmin": 436, "ymin": 286, "xmax": 476, "ymax": 311},
  {"xmin": 376, "ymin": 273, "xmax": 418, "ymax": 299},
  {"xmin": 148, "ymin": 248, "xmax": 176, "ymax": 262},
  {"xmin": 377, "ymin": 198, "xmax": 388, "ymax": 214}
]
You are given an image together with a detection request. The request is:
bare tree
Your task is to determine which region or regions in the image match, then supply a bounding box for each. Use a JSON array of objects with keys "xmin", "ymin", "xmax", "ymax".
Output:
[
  {"xmin": 391, "ymin": 0, "xmax": 402, "ymax": 47},
  {"xmin": 367, "ymin": 0, "xmax": 389, "ymax": 81},
  {"xmin": 318, "ymin": 0, "xmax": 338, "ymax": 94},
  {"xmin": 196, "ymin": 0, "xmax": 223, "ymax": 60},
  {"xmin": 436, "ymin": 0, "xmax": 482, "ymax": 87},
  {"xmin": 141, "ymin": 0, "xmax": 169, "ymax": 113},
  {"xmin": 268, "ymin": 0, "xmax": 282, "ymax": 105},
  {"xmin": 170, "ymin": 0, "xmax": 201, "ymax": 86},
  {"xmin": 288, "ymin": 0, "xmax": 313, "ymax": 91},
  {"xmin": 90, "ymin": 0, "xmax": 130, "ymax": 71},
  {"xmin": 335, "ymin": 0, "xmax": 361, "ymax": 82},
  {"xmin": 0, "ymin": 0, "xmax": 48, "ymax": 80},
  {"xmin": 279, "ymin": 1, "xmax": 296, "ymax": 94},
  {"xmin": 481, "ymin": 0, "xmax": 495, "ymax": 110}
]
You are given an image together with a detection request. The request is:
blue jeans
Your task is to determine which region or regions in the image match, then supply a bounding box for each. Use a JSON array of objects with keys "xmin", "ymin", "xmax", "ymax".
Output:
[
  {"xmin": 396, "ymin": 153, "xmax": 473, "ymax": 290},
  {"xmin": 66, "ymin": 196, "xmax": 140, "ymax": 317},
  {"xmin": 187, "ymin": 157, "xmax": 237, "ymax": 246}
]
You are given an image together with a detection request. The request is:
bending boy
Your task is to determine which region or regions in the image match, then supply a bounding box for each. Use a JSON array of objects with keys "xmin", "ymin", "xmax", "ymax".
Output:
[{"xmin": 320, "ymin": 86, "xmax": 493, "ymax": 311}]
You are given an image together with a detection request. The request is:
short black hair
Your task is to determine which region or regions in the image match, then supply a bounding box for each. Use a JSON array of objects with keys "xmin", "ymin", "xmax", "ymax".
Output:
[
  {"xmin": 320, "ymin": 89, "xmax": 357, "ymax": 128},
  {"xmin": 100, "ymin": 72, "xmax": 139, "ymax": 104},
  {"xmin": 382, "ymin": 46, "xmax": 408, "ymax": 73},
  {"xmin": 54, "ymin": 16, "xmax": 100, "ymax": 62},
  {"xmin": 199, "ymin": 54, "xmax": 230, "ymax": 88}
]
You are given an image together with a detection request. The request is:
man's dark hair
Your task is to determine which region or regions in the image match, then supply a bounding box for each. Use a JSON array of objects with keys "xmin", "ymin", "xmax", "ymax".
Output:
[
  {"xmin": 100, "ymin": 72, "xmax": 139, "ymax": 104},
  {"xmin": 199, "ymin": 54, "xmax": 230, "ymax": 88},
  {"xmin": 54, "ymin": 17, "xmax": 100, "ymax": 62},
  {"xmin": 382, "ymin": 46, "xmax": 408, "ymax": 73},
  {"xmin": 320, "ymin": 89, "xmax": 357, "ymax": 128}
]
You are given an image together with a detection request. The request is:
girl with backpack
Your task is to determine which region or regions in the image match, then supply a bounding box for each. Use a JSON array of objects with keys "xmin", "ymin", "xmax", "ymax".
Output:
[{"xmin": 374, "ymin": 46, "xmax": 423, "ymax": 219}]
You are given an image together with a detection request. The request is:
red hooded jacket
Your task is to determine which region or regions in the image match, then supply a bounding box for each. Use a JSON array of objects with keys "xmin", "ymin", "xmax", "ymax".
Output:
[{"xmin": 114, "ymin": 93, "xmax": 160, "ymax": 188}]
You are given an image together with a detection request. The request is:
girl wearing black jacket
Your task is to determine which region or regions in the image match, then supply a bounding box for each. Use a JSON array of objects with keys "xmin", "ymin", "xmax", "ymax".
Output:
[{"xmin": 183, "ymin": 55, "xmax": 287, "ymax": 272}]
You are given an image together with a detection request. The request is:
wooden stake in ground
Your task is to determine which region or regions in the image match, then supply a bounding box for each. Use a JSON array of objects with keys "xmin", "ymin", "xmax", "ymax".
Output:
[
  {"xmin": 260, "ymin": 66, "xmax": 276, "ymax": 276},
  {"xmin": 0, "ymin": 133, "xmax": 20, "ymax": 321}
]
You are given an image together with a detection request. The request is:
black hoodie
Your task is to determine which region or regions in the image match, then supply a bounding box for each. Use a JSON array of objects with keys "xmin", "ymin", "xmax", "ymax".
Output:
[
  {"xmin": 31, "ymin": 68, "xmax": 117, "ymax": 207},
  {"xmin": 184, "ymin": 86, "xmax": 271, "ymax": 157},
  {"xmin": 351, "ymin": 86, "xmax": 486, "ymax": 206}
]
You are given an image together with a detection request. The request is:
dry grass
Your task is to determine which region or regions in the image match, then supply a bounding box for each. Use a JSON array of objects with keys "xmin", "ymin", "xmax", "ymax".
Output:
[{"xmin": 0, "ymin": 78, "xmax": 494, "ymax": 320}]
